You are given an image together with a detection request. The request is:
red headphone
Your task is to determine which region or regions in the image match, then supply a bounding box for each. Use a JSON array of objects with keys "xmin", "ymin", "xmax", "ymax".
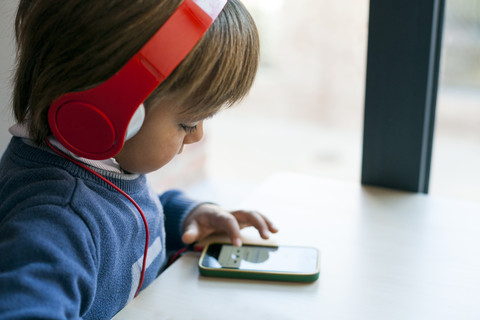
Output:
[{"xmin": 48, "ymin": 0, "xmax": 228, "ymax": 160}]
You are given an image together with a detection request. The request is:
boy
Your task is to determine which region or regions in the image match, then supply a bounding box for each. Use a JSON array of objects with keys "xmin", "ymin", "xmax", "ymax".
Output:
[{"xmin": 0, "ymin": 0, "xmax": 277, "ymax": 319}]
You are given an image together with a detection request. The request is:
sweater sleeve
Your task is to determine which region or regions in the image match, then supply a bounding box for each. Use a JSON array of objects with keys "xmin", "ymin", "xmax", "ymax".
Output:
[
  {"xmin": 159, "ymin": 189, "xmax": 203, "ymax": 251},
  {"xmin": 0, "ymin": 205, "xmax": 97, "ymax": 319}
]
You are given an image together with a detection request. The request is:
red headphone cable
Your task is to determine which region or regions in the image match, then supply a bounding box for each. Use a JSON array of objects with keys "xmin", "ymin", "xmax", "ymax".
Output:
[{"xmin": 45, "ymin": 139, "xmax": 149, "ymax": 297}]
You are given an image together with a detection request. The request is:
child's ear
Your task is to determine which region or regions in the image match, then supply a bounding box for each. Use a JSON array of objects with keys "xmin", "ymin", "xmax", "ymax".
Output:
[{"xmin": 47, "ymin": 55, "xmax": 158, "ymax": 161}]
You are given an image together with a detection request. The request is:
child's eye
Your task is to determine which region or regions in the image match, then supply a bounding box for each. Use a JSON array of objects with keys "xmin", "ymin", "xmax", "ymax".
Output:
[{"xmin": 179, "ymin": 124, "xmax": 198, "ymax": 134}]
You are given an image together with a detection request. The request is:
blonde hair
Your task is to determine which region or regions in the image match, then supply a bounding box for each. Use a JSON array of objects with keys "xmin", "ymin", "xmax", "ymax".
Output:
[{"xmin": 13, "ymin": 0, "xmax": 259, "ymax": 145}]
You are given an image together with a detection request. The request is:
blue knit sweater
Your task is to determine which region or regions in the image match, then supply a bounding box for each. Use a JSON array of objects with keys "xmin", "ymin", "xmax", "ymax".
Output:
[{"xmin": 0, "ymin": 137, "xmax": 200, "ymax": 319}]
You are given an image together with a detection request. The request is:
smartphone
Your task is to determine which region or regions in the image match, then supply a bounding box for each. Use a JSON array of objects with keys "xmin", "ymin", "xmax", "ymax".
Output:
[{"xmin": 198, "ymin": 243, "xmax": 320, "ymax": 282}]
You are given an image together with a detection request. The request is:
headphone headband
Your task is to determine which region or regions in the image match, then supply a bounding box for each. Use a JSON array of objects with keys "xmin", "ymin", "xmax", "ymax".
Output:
[
  {"xmin": 192, "ymin": 0, "xmax": 228, "ymax": 19},
  {"xmin": 48, "ymin": 0, "xmax": 227, "ymax": 160}
]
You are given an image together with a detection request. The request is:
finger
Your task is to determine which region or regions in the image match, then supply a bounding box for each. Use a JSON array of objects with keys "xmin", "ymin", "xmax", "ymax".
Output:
[
  {"xmin": 232, "ymin": 210, "xmax": 278, "ymax": 232},
  {"xmin": 215, "ymin": 214, "xmax": 242, "ymax": 247},
  {"xmin": 182, "ymin": 221, "xmax": 200, "ymax": 244},
  {"xmin": 245, "ymin": 211, "xmax": 279, "ymax": 234},
  {"xmin": 232, "ymin": 211, "xmax": 273, "ymax": 239},
  {"xmin": 260, "ymin": 214, "xmax": 279, "ymax": 234}
]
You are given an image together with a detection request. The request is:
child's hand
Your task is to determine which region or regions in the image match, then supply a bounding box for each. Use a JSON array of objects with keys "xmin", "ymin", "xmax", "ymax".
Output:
[{"xmin": 182, "ymin": 204, "xmax": 279, "ymax": 247}]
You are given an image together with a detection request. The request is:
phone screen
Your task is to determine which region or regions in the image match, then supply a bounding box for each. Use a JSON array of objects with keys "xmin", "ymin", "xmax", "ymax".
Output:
[{"xmin": 201, "ymin": 244, "xmax": 319, "ymax": 274}]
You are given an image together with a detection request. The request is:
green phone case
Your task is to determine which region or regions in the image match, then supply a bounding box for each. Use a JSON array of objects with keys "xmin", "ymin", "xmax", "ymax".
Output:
[{"xmin": 198, "ymin": 243, "xmax": 320, "ymax": 283}]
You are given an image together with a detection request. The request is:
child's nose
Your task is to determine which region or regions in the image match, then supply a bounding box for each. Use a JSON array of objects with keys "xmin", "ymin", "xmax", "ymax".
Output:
[{"xmin": 184, "ymin": 121, "xmax": 204, "ymax": 145}]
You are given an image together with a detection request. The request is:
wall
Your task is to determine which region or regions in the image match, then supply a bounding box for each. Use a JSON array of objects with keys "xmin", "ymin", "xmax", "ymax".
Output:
[{"xmin": 0, "ymin": 0, "xmax": 17, "ymax": 151}]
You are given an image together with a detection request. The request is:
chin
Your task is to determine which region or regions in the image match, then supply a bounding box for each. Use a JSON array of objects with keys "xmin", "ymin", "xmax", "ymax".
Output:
[{"xmin": 119, "ymin": 159, "xmax": 173, "ymax": 175}]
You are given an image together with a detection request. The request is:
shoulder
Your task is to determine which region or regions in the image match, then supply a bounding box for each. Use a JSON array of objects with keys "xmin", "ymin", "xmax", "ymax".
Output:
[
  {"xmin": 0, "ymin": 139, "xmax": 109, "ymax": 243},
  {"xmin": 1, "ymin": 138, "xmax": 128, "ymax": 211},
  {"xmin": 0, "ymin": 155, "xmax": 79, "ymax": 214}
]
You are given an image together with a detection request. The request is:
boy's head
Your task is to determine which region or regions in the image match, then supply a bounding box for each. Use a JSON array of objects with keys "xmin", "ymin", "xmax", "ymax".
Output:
[{"xmin": 13, "ymin": 0, "xmax": 259, "ymax": 172}]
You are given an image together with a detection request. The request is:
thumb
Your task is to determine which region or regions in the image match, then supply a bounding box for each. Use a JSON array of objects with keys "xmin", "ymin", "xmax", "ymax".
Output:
[{"xmin": 182, "ymin": 221, "xmax": 200, "ymax": 244}]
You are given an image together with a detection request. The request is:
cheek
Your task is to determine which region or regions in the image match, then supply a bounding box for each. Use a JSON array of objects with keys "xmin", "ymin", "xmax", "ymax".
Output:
[
  {"xmin": 138, "ymin": 135, "xmax": 182, "ymax": 170},
  {"xmin": 150, "ymin": 136, "xmax": 184, "ymax": 163},
  {"xmin": 115, "ymin": 132, "xmax": 185, "ymax": 174}
]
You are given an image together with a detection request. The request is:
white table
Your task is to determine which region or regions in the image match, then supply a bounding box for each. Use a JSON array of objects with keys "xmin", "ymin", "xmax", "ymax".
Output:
[{"xmin": 114, "ymin": 172, "xmax": 480, "ymax": 320}]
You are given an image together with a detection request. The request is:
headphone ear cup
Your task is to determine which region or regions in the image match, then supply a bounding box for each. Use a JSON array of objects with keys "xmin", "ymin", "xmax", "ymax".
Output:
[
  {"xmin": 49, "ymin": 101, "xmax": 145, "ymax": 156},
  {"xmin": 125, "ymin": 104, "xmax": 146, "ymax": 141},
  {"xmin": 50, "ymin": 101, "xmax": 117, "ymax": 155}
]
